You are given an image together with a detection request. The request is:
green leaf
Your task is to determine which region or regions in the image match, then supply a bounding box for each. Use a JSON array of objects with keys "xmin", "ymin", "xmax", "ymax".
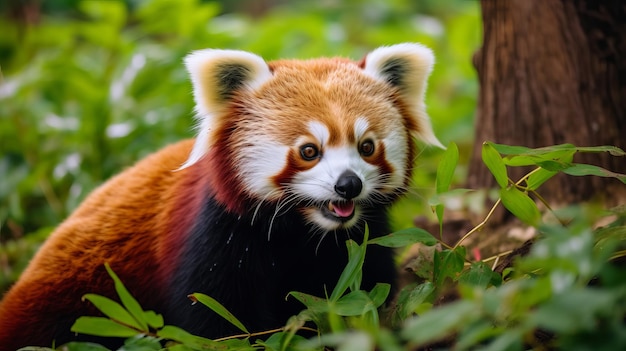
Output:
[
  {"xmin": 70, "ymin": 316, "xmax": 139, "ymax": 338},
  {"xmin": 433, "ymin": 143, "xmax": 458, "ymax": 237},
  {"xmin": 401, "ymin": 300, "xmax": 477, "ymax": 345},
  {"xmin": 433, "ymin": 247, "xmax": 466, "ymax": 287},
  {"xmin": 526, "ymin": 168, "xmax": 558, "ymax": 190},
  {"xmin": 436, "ymin": 142, "xmax": 459, "ymax": 194},
  {"xmin": 299, "ymin": 331, "xmax": 374, "ymax": 351},
  {"xmin": 188, "ymin": 293, "xmax": 249, "ymax": 334},
  {"xmin": 480, "ymin": 328, "xmax": 524, "ymax": 351},
  {"xmin": 503, "ymin": 148, "xmax": 575, "ymax": 167},
  {"xmin": 368, "ymin": 227, "xmax": 437, "ymax": 247},
  {"xmin": 122, "ymin": 335, "xmax": 163, "ymax": 350},
  {"xmin": 499, "ymin": 186, "xmax": 541, "ymax": 226},
  {"xmin": 395, "ymin": 282, "xmax": 435, "ymax": 320},
  {"xmin": 536, "ymin": 159, "xmax": 572, "ymax": 172},
  {"xmin": 571, "ymin": 145, "xmax": 626, "ymax": 156},
  {"xmin": 346, "ymin": 238, "xmax": 364, "ymax": 293},
  {"xmin": 502, "ymin": 155, "xmax": 542, "ymax": 167},
  {"xmin": 458, "ymin": 262, "xmax": 502, "ymax": 288},
  {"xmin": 157, "ymin": 325, "xmax": 223, "ymax": 350},
  {"xmin": 335, "ymin": 290, "xmax": 371, "ymax": 316},
  {"xmin": 368, "ymin": 283, "xmax": 391, "ymax": 308},
  {"xmin": 143, "ymin": 310, "xmax": 165, "ymax": 330},
  {"xmin": 81, "ymin": 294, "xmax": 143, "ymax": 330},
  {"xmin": 563, "ymin": 163, "xmax": 626, "ymax": 184},
  {"xmin": 49, "ymin": 342, "xmax": 112, "ymax": 351},
  {"xmin": 330, "ymin": 226, "xmax": 369, "ymax": 301},
  {"xmin": 482, "ymin": 142, "xmax": 508, "ymax": 188},
  {"xmin": 488, "ymin": 143, "xmax": 533, "ymax": 155},
  {"xmin": 287, "ymin": 291, "xmax": 329, "ymax": 314},
  {"xmin": 530, "ymin": 288, "xmax": 617, "ymax": 333},
  {"xmin": 456, "ymin": 321, "xmax": 506, "ymax": 350},
  {"xmin": 492, "ymin": 143, "xmax": 625, "ymax": 158},
  {"xmin": 257, "ymin": 332, "xmax": 307, "ymax": 351},
  {"xmin": 104, "ymin": 263, "xmax": 148, "ymax": 331}
]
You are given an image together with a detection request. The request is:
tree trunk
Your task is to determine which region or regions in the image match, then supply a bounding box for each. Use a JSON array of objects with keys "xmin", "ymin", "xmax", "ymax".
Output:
[{"xmin": 468, "ymin": 0, "xmax": 626, "ymax": 218}]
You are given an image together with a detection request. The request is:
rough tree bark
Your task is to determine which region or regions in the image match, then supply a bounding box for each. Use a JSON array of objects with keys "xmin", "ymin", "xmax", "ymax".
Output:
[{"xmin": 468, "ymin": 0, "xmax": 626, "ymax": 216}]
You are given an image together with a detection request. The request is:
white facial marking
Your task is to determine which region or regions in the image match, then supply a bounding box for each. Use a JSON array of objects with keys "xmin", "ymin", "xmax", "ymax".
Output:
[
  {"xmin": 382, "ymin": 132, "xmax": 409, "ymax": 188},
  {"xmin": 238, "ymin": 137, "xmax": 289, "ymax": 199},
  {"xmin": 354, "ymin": 117, "xmax": 369, "ymax": 140},
  {"xmin": 307, "ymin": 121, "xmax": 330, "ymax": 145}
]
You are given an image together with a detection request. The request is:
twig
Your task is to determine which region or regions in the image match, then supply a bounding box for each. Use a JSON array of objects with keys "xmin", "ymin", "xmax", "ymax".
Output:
[{"xmin": 214, "ymin": 326, "xmax": 319, "ymax": 342}]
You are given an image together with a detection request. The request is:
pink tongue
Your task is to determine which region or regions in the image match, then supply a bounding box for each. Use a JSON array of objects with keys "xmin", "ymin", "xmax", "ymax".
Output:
[{"xmin": 332, "ymin": 201, "xmax": 355, "ymax": 217}]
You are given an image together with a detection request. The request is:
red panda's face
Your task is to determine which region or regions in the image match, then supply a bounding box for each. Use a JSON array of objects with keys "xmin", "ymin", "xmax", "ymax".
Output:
[{"xmin": 183, "ymin": 44, "xmax": 443, "ymax": 232}]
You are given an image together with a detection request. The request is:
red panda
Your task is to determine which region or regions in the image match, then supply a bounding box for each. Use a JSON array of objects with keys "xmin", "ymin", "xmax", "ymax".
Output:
[{"xmin": 0, "ymin": 43, "xmax": 442, "ymax": 349}]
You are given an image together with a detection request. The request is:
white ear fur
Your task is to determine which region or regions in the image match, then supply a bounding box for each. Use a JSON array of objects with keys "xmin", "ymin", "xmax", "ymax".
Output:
[
  {"xmin": 181, "ymin": 49, "xmax": 273, "ymax": 169},
  {"xmin": 363, "ymin": 43, "xmax": 444, "ymax": 148}
]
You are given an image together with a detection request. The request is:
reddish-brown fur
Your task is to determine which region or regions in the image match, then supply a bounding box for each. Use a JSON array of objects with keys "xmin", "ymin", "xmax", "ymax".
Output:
[
  {"xmin": 0, "ymin": 45, "xmax": 438, "ymax": 349},
  {"xmin": 0, "ymin": 140, "xmax": 199, "ymax": 349}
]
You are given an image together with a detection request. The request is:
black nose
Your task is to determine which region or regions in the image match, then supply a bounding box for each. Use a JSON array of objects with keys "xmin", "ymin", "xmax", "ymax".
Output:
[{"xmin": 334, "ymin": 171, "xmax": 363, "ymax": 200}]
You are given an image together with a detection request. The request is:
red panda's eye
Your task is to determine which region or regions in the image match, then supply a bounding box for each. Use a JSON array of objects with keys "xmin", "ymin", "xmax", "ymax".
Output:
[
  {"xmin": 359, "ymin": 139, "xmax": 375, "ymax": 156},
  {"xmin": 300, "ymin": 144, "xmax": 320, "ymax": 161}
]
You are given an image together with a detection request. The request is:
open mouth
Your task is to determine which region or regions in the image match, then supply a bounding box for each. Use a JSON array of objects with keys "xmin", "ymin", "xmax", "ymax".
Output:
[{"xmin": 322, "ymin": 200, "xmax": 356, "ymax": 222}]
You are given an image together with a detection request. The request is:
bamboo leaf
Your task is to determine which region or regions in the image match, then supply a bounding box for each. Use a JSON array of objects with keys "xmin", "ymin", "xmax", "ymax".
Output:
[
  {"xmin": 562, "ymin": 163, "xmax": 626, "ymax": 184},
  {"xmin": 368, "ymin": 283, "xmax": 391, "ymax": 308},
  {"xmin": 368, "ymin": 227, "xmax": 437, "ymax": 247},
  {"xmin": 104, "ymin": 263, "xmax": 148, "ymax": 331},
  {"xmin": 500, "ymin": 186, "xmax": 541, "ymax": 226},
  {"xmin": 288, "ymin": 291, "xmax": 329, "ymax": 314},
  {"xmin": 402, "ymin": 300, "xmax": 477, "ymax": 345},
  {"xmin": 143, "ymin": 310, "xmax": 165, "ymax": 330},
  {"xmin": 395, "ymin": 282, "xmax": 435, "ymax": 320},
  {"xmin": 526, "ymin": 168, "xmax": 558, "ymax": 190},
  {"xmin": 572, "ymin": 145, "xmax": 625, "ymax": 156},
  {"xmin": 433, "ymin": 247, "xmax": 465, "ymax": 287},
  {"xmin": 335, "ymin": 290, "xmax": 371, "ymax": 316},
  {"xmin": 482, "ymin": 142, "xmax": 508, "ymax": 188},
  {"xmin": 504, "ymin": 149, "xmax": 574, "ymax": 167},
  {"xmin": 331, "ymin": 226, "xmax": 369, "ymax": 301},
  {"xmin": 488, "ymin": 143, "xmax": 532, "ymax": 155},
  {"xmin": 188, "ymin": 293, "xmax": 249, "ymax": 334},
  {"xmin": 536, "ymin": 159, "xmax": 572, "ymax": 172},
  {"xmin": 436, "ymin": 142, "xmax": 459, "ymax": 194},
  {"xmin": 81, "ymin": 294, "xmax": 142, "ymax": 330},
  {"xmin": 70, "ymin": 316, "xmax": 139, "ymax": 338},
  {"xmin": 434, "ymin": 143, "xmax": 459, "ymax": 237},
  {"xmin": 157, "ymin": 325, "xmax": 224, "ymax": 350},
  {"xmin": 458, "ymin": 262, "xmax": 502, "ymax": 288}
]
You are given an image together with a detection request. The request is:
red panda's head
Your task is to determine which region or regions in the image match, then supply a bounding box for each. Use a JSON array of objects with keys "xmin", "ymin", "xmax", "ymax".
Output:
[{"xmin": 182, "ymin": 44, "xmax": 442, "ymax": 231}]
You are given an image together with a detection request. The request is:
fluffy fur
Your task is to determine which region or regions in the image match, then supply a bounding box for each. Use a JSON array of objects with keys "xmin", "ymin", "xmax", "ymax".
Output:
[{"xmin": 0, "ymin": 43, "xmax": 441, "ymax": 349}]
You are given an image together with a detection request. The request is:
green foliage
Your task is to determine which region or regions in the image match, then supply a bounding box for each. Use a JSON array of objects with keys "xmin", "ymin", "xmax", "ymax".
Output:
[
  {"xmin": 28, "ymin": 142, "xmax": 624, "ymax": 350},
  {"xmin": 0, "ymin": 0, "xmax": 480, "ymax": 291},
  {"xmin": 47, "ymin": 214, "xmax": 626, "ymax": 350},
  {"xmin": 3, "ymin": 1, "xmax": 625, "ymax": 350}
]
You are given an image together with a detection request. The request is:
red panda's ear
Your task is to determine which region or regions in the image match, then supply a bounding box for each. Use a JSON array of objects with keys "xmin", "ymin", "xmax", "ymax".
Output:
[
  {"xmin": 362, "ymin": 43, "xmax": 444, "ymax": 148},
  {"xmin": 181, "ymin": 49, "xmax": 273, "ymax": 169}
]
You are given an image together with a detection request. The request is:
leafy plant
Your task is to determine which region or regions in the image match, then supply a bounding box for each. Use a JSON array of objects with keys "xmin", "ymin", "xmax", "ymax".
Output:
[
  {"xmin": 32, "ymin": 142, "xmax": 625, "ymax": 350},
  {"xmin": 1, "ymin": 0, "xmax": 480, "ymax": 292}
]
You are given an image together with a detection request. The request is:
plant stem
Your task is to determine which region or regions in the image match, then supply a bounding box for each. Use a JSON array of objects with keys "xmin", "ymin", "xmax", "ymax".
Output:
[
  {"xmin": 453, "ymin": 198, "xmax": 501, "ymax": 250},
  {"xmin": 213, "ymin": 326, "xmax": 319, "ymax": 342},
  {"xmin": 452, "ymin": 167, "xmax": 544, "ymax": 250}
]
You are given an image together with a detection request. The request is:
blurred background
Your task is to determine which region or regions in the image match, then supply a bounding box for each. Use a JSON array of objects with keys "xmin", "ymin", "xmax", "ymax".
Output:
[{"xmin": 0, "ymin": 0, "xmax": 481, "ymax": 291}]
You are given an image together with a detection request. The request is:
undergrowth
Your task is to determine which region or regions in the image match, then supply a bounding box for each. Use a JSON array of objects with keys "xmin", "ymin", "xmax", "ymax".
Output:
[{"xmin": 19, "ymin": 142, "xmax": 626, "ymax": 351}]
